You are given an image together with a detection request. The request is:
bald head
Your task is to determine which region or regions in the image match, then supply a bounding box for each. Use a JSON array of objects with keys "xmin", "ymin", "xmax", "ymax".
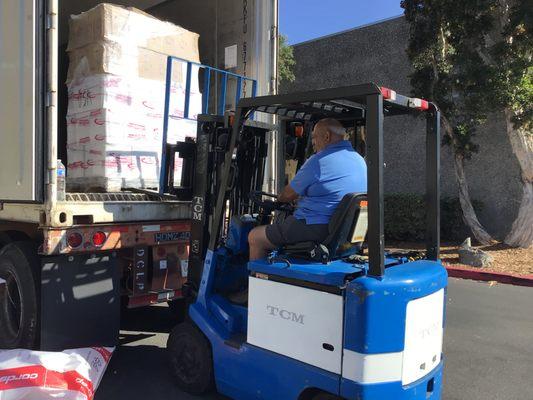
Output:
[{"xmin": 311, "ymin": 118, "xmax": 346, "ymax": 152}]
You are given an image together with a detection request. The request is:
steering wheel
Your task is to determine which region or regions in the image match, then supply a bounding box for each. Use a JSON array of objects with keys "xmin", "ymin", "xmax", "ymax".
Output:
[{"xmin": 249, "ymin": 191, "xmax": 294, "ymax": 213}]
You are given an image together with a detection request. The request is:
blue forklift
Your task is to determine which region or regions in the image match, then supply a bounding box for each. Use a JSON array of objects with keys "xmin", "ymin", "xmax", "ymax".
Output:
[{"xmin": 166, "ymin": 83, "xmax": 447, "ymax": 399}]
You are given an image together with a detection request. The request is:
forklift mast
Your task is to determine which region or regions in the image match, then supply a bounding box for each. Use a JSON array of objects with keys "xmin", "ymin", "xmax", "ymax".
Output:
[{"xmin": 187, "ymin": 114, "xmax": 274, "ymax": 290}]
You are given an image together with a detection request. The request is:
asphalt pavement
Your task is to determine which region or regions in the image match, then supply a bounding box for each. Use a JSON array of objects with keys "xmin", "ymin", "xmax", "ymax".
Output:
[{"xmin": 96, "ymin": 278, "xmax": 533, "ymax": 400}]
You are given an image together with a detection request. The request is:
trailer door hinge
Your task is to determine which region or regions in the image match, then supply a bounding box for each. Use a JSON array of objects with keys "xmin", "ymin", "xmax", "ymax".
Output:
[
  {"xmin": 45, "ymin": 91, "xmax": 56, "ymax": 108},
  {"xmin": 46, "ymin": 169, "xmax": 53, "ymax": 185},
  {"xmin": 46, "ymin": 13, "xmax": 57, "ymax": 30},
  {"xmin": 270, "ymin": 26, "xmax": 277, "ymax": 41}
]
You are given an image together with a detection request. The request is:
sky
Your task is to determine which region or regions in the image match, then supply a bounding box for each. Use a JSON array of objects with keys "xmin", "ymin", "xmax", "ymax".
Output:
[{"xmin": 279, "ymin": 0, "xmax": 404, "ymax": 45}]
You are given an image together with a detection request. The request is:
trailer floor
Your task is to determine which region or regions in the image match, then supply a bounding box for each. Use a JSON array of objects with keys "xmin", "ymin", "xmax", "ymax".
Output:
[{"xmin": 96, "ymin": 279, "xmax": 533, "ymax": 400}]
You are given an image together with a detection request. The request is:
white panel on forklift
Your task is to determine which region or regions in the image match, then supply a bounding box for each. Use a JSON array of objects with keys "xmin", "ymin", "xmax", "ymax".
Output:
[
  {"xmin": 402, "ymin": 289, "xmax": 444, "ymax": 385},
  {"xmin": 247, "ymin": 276, "xmax": 343, "ymax": 374},
  {"xmin": 342, "ymin": 349, "xmax": 403, "ymax": 384}
]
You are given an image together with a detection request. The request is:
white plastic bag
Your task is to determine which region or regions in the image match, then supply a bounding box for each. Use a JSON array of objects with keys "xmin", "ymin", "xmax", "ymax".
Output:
[{"xmin": 0, "ymin": 347, "xmax": 113, "ymax": 400}]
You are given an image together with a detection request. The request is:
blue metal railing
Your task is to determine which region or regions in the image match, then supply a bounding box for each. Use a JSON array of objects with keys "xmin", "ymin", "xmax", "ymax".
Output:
[{"xmin": 159, "ymin": 56, "xmax": 257, "ymax": 194}]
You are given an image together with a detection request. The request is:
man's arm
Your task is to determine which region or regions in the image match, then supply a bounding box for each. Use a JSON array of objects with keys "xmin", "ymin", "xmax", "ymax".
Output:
[
  {"xmin": 279, "ymin": 156, "xmax": 318, "ymax": 203},
  {"xmin": 277, "ymin": 184, "xmax": 299, "ymax": 203}
]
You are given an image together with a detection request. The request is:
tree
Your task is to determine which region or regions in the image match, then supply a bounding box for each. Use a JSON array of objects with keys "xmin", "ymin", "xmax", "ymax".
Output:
[
  {"xmin": 278, "ymin": 34, "xmax": 296, "ymax": 84},
  {"xmin": 401, "ymin": 0, "xmax": 532, "ymax": 247}
]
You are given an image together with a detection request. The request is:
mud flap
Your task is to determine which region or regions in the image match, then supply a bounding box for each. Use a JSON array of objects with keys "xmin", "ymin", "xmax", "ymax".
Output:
[{"xmin": 40, "ymin": 252, "xmax": 120, "ymax": 351}]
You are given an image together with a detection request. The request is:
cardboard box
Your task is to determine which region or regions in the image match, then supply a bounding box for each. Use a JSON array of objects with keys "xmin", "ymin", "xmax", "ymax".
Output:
[
  {"xmin": 67, "ymin": 3, "xmax": 200, "ymax": 63},
  {"xmin": 68, "ymin": 41, "xmax": 178, "ymax": 83}
]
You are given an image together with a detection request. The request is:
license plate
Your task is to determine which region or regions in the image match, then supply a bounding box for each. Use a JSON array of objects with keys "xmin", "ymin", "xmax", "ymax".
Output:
[{"xmin": 154, "ymin": 231, "xmax": 190, "ymax": 243}]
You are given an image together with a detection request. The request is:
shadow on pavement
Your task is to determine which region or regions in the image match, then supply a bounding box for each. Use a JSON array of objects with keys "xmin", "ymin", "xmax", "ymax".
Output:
[
  {"xmin": 119, "ymin": 304, "xmax": 178, "ymax": 334},
  {"xmin": 96, "ymin": 344, "xmax": 222, "ymax": 400},
  {"xmin": 97, "ymin": 304, "xmax": 226, "ymax": 400}
]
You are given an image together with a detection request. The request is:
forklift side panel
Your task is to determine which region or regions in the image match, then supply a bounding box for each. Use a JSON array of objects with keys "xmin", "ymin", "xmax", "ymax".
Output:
[
  {"xmin": 247, "ymin": 276, "xmax": 344, "ymax": 374},
  {"xmin": 189, "ymin": 301, "xmax": 341, "ymax": 400}
]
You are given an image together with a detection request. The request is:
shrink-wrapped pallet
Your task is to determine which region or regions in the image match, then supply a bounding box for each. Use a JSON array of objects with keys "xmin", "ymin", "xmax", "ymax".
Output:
[{"xmin": 66, "ymin": 3, "xmax": 201, "ymax": 192}]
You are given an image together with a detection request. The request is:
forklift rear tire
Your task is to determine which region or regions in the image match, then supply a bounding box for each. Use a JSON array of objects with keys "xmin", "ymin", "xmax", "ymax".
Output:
[
  {"xmin": 167, "ymin": 321, "xmax": 214, "ymax": 394},
  {"xmin": 0, "ymin": 242, "xmax": 40, "ymax": 349}
]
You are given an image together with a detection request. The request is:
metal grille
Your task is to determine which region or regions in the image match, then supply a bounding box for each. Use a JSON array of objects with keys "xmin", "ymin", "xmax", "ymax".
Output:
[
  {"xmin": 254, "ymin": 100, "xmax": 365, "ymax": 121},
  {"xmin": 66, "ymin": 192, "xmax": 157, "ymax": 202}
]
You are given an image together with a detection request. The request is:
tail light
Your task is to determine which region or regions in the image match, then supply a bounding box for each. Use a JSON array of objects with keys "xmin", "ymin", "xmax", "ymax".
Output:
[
  {"xmin": 67, "ymin": 232, "xmax": 83, "ymax": 248},
  {"xmin": 92, "ymin": 231, "xmax": 107, "ymax": 247}
]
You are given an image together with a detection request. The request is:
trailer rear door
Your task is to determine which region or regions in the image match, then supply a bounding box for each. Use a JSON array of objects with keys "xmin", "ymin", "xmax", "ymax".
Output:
[{"xmin": 0, "ymin": 0, "xmax": 44, "ymax": 202}]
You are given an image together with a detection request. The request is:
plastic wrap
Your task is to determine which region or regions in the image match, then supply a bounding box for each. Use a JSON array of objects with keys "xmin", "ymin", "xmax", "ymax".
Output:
[
  {"xmin": 0, "ymin": 347, "xmax": 113, "ymax": 400},
  {"xmin": 66, "ymin": 73, "xmax": 200, "ymax": 191},
  {"xmin": 65, "ymin": 3, "xmax": 201, "ymax": 192}
]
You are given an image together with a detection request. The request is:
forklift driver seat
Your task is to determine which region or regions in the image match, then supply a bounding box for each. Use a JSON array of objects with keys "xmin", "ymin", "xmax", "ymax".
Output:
[{"xmin": 280, "ymin": 193, "xmax": 368, "ymax": 264}]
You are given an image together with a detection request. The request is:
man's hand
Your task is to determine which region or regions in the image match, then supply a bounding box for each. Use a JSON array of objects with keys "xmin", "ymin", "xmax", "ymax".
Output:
[{"xmin": 278, "ymin": 184, "xmax": 299, "ymax": 203}]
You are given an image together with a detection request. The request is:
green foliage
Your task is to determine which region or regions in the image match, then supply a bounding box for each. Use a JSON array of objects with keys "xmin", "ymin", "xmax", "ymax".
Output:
[
  {"xmin": 384, "ymin": 193, "xmax": 483, "ymax": 241},
  {"xmin": 491, "ymin": 1, "xmax": 533, "ymax": 130},
  {"xmin": 278, "ymin": 34, "xmax": 296, "ymax": 84},
  {"xmin": 401, "ymin": 0, "xmax": 533, "ymax": 154}
]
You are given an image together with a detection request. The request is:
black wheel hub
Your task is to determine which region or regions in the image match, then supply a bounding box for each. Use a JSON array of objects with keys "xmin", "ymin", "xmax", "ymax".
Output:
[{"xmin": 1, "ymin": 271, "xmax": 22, "ymax": 340}]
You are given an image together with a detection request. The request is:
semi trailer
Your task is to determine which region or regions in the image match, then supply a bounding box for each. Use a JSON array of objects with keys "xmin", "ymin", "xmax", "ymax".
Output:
[{"xmin": 0, "ymin": 0, "xmax": 278, "ymax": 350}]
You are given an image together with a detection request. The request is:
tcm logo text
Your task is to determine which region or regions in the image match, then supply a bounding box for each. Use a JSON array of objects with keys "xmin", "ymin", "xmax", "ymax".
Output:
[
  {"xmin": 266, "ymin": 305, "xmax": 305, "ymax": 325},
  {"xmin": 192, "ymin": 197, "xmax": 204, "ymax": 221}
]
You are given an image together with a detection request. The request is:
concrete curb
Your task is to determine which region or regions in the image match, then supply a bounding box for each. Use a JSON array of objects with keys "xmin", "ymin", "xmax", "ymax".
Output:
[{"xmin": 445, "ymin": 265, "xmax": 533, "ymax": 287}]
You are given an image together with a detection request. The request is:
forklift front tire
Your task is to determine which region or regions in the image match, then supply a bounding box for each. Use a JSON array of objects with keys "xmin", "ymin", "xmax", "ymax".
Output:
[{"xmin": 167, "ymin": 321, "xmax": 214, "ymax": 394}]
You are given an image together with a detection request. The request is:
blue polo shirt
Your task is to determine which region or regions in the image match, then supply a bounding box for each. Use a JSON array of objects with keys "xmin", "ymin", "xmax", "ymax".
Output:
[{"xmin": 290, "ymin": 140, "xmax": 367, "ymax": 224}]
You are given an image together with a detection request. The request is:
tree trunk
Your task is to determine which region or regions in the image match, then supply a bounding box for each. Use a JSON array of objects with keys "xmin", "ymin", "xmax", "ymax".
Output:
[
  {"xmin": 453, "ymin": 153, "xmax": 495, "ymax": 245},
  {"xmin": 503, "ymin": 110, "xmax": 533, "ymax": 248}
]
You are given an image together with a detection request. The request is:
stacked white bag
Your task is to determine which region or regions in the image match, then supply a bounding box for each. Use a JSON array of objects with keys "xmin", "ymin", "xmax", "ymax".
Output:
[
  {"xmin": 0, "ymin": 347, "xmax": 114, "ymax": 400},
  {"xmin": 66, "ymin": 3, "xmax": 202, "ymax": 192}
]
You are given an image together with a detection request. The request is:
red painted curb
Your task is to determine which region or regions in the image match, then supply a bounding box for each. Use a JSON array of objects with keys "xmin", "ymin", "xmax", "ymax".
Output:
[{"xmin": 445, "ymin": 265, "xmax": 533, "ymax": 287}]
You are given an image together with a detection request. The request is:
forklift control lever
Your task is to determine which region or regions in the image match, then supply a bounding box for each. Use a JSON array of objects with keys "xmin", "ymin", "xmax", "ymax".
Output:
[{"xmin": 249, "ymin": 191, "xmax": 294, "ymax": 213}]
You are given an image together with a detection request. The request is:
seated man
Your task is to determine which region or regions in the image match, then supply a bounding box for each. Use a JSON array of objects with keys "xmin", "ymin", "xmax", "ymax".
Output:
[{"xmin": 248, "ymin": 118, "xmax": 367, "ymax": 260}]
